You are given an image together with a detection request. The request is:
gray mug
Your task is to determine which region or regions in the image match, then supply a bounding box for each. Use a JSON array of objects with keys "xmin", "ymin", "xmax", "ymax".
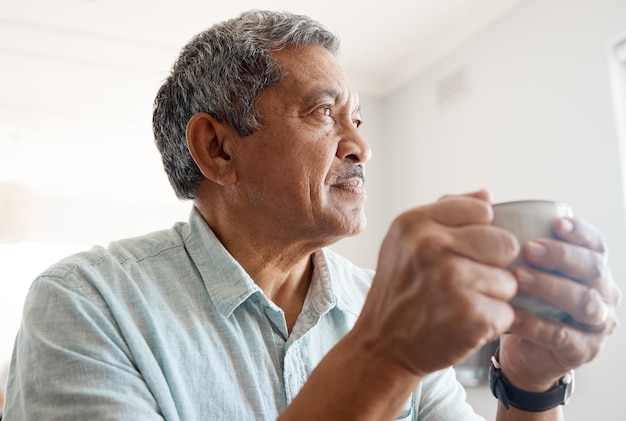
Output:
[{"xmin": 492, "ymin": 200, "xmax": 573, "ymax": 322}]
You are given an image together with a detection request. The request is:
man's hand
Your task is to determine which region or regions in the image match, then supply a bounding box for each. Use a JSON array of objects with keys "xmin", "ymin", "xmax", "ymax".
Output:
[
  {"xmin": 499, "ymin": 216, "xmax": 621, "ymax": 392},
  {"xmin": 353, "ymin": 189, "xmax": 519, "ymax": 378},
  {"xmin": 281, "ymin": 190, "xmax": 518, "ymax": 421}
]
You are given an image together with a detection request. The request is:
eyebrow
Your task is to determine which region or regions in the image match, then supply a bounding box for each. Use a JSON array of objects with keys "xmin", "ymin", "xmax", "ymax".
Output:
[
  {"xmin": 301, "ymin": 87, "xmax": 362, "ymax": 116},
  {"xmin": 302, "ymin": 87, "xmax": 342, "ymax": 103}
]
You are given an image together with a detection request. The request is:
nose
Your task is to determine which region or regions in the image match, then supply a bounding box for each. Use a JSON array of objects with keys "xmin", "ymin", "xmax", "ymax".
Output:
[{"xmin": 336, "ymin": 125, "xmax": 372, "ymax": 164}]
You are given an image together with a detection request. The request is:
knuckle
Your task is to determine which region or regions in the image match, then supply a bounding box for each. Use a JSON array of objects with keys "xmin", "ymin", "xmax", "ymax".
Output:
[
  {"xmin": 499, "ymin": 231, "xmax": 521, "ymax": 263},
  {"xmin": 456, "ymin": 295, "xmax": 488, "ymax": 328},
  {"xmin": 573, "ymin": 218, "xmax": 607, "ymax": 254},
  {"xmin": 550, "ymin": 325, "xmax": 572, "ymax": 349},
  {"xmin": 502, "ymin": 229, "xmax": 520, "ymax": 251},
  {"xmin": 500, "ymin": 272, "xmax": 518, "ymax": 299},
  {"xmin": 391, "ymin": 211, "xmax": 415, "ymax": 235},
  {"xmin": 436, "ymin": 259, "xmax": 464, "ymax": 284},
  {"xmin": 575, "ymin": 288, "xmax": 601, "ymax": 322},
  {"xmin": 414, "ymin": 232, "xmax": 451, "ymax": 263},
  {"xmin": 604, "ymin": 314, "xmax": 619, "ymax": 336},
  {"xmin": 471, "ymin": 200, "xmax": 493, "ymax": 224},
  {"xmin": 551, "ymin": 325, "xmax": 603, "ymax": 366},
  {"xmin": 551, "ymin": 241, "xmax": 568, "ymax": 263},
  {"xmin": 589, "ymin": 251, "xmax": 607, "ymax": 279},
  {"xmin": 392, "ymin": 209, "xmax": 434, "ymax": 237}
]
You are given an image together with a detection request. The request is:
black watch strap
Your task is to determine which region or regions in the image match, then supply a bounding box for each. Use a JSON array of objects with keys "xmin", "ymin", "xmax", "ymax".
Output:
[{"xmin": 488, "ymin": 350, "xmax": 575, "ymax": 412}]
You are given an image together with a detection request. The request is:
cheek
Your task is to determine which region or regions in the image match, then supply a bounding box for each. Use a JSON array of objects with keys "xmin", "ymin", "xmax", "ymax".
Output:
[
  {"xmin": 264, "ymin": 129, "xmax": 337, "ymax": 186},
  {"xmin": 294, "ymin": 147, "xmax": 335, "ymax": 182}
]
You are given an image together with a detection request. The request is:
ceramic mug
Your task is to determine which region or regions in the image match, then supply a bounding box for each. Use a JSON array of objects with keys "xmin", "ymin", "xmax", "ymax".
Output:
[{"xmin": 492, "ymin": 200, "xmax": 573, "ymax": 322}]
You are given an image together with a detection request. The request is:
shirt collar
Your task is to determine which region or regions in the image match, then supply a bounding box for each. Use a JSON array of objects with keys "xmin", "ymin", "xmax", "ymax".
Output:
[
  {"xmin": 311, "ymin": 249, "xmax": 360, "ymax": 317},
  {"xmin": 316, "ymin": 248, "xmax": 369, "ymax": 318},
  {"xmin": 182, "ymin": 207, "xmax": 261, "ymax": 317},
  {"xmin": 182, "ymin": 206, "xmax": 364, "ymax": 319}
]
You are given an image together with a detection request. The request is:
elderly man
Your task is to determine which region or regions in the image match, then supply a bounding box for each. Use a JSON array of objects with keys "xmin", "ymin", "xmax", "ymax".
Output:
[{"xmin": 4, "ymin": 10, "xmax": 619, "ymax": 421}]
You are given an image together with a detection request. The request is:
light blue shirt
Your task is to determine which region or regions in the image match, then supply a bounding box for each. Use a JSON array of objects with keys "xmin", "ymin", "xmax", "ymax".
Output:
[{"xmin": 5, "ymin": 208, "xmax": 482, "ymax": 420}]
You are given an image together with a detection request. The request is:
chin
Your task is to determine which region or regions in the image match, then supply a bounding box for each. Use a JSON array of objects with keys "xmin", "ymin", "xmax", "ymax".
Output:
[{"xmin": 338, "ymin": 214, "xmax": 367, "ymax": 237}]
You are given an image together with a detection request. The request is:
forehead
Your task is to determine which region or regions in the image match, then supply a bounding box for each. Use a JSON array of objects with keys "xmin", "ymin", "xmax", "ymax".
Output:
[{"xmin": 269, "ymin": 45, "xmax": 359, "ymax": 106}]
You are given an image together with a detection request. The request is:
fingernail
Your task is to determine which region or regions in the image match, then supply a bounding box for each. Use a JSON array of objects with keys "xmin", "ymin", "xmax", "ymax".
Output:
[
  {"xmin": 560, "ymin": 219, "xmax": 574, "ymax": 233},
  {"xmin": 526, "ymin": 241, "xmax": 547, "ymax": 258}
]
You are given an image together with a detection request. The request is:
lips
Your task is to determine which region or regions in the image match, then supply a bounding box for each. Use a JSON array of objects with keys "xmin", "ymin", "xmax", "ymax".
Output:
[
  {"xmin": 330, "ymin": 166, "xmax": 365, "ymax": 192},
  {"xmin": 332, "ymin": 177, "xmax": 363, "ymax": 189}
]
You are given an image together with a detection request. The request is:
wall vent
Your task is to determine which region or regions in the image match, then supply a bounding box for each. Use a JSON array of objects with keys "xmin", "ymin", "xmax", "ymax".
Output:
[{"xmin": 437, "ymin": 68, "xmax": 468, "ymax": 105}]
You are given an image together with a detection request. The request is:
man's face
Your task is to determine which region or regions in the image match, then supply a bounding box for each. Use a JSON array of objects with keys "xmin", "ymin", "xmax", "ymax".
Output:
[{"xmin": 232, "ymin": 45, "xmax": 371, "ymax": 246}]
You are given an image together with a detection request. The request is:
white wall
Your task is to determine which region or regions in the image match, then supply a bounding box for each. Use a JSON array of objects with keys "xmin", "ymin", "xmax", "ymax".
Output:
[
  {"xmin": 2, "ymin": 1, "xmax": 625, "ymax": 418},
  {"xmin": 350, "ymin": 0, "xmax": 626, "ymax": 419}
]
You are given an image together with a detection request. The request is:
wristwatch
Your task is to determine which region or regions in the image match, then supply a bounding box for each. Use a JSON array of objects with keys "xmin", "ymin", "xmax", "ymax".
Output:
[{"xmin": 488, "ymin": 349, "xmax": 575, "ymax": 412}]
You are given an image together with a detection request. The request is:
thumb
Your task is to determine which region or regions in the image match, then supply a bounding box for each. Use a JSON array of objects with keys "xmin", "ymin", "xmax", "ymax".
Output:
[
  {"xmin": 460, "ymin": 189, "xmax": 494, "ymax": 203},
  {"xmin": 439, "ymin": 189, "xmax": 494, "ymax": 204}
]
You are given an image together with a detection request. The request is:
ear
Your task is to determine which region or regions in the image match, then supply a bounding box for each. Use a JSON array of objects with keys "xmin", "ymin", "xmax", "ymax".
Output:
[{"xmin": 186, "ymin": 113, "xmax": 238, "ymax": 186}]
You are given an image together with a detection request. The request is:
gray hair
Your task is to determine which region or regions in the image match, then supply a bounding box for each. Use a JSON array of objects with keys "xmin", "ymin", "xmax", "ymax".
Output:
[{"xmin": 152, "ymin": 10, "xmax": 341, "ymax": 200}]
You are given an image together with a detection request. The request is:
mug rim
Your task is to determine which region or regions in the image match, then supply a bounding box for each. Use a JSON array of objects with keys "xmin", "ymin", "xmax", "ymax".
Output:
[{"xmin": 493, "ymin": 199, "xmax": 569, "ymax": 207}]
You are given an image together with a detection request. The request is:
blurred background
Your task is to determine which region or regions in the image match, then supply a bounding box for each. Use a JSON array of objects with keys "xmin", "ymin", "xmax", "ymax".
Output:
[{"xmin": 1, "ymin": 0, "xmax": 625, "ymax": 419}]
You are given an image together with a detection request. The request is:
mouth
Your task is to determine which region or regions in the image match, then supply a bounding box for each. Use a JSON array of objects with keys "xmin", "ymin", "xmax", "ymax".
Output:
[
  {"xmin": 330, "ymin": 166, "xmax": 366, "ymax": 194},
  {"xmin": 332, "ymin": 178, "xmax": 364, "ymax": 194}
]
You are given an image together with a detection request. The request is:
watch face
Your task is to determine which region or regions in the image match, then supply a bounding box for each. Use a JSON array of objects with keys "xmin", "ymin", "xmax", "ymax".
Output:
[{"xmin": 562, "ymin": 370, "xmax": 575, "ymax": 405}]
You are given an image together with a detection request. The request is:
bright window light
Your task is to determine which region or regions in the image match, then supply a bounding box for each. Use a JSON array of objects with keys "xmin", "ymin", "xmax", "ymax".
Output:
[{"xmin": 609, "ymin": 34, "xmax": 626, "ymax": 203}]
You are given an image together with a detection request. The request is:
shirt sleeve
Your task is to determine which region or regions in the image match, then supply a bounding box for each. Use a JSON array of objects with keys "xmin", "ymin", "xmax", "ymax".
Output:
[
  {"xmin": 416, "ymin": 367, "xmax": 486, "ymax": 421},
  {"xmin": 3, "ymin": 273, "xmax": 167, "ymax": 421}
]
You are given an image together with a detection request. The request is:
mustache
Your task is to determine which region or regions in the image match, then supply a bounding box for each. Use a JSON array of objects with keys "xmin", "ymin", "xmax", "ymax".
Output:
[{"xmin": 334, "ymin": 166, "xmax": 365, "ymax": 184}]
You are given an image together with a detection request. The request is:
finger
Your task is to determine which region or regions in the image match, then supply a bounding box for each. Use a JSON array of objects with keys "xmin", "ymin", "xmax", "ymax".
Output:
[
  {"xmin": 441, "ymin": 278, "xmax": 516, "ymax": 347},
  {"xmin": 522, "ymin": 238, "xmax": 607, "ymax": 284},
  {"xmin": 426, "ymin": 195, "xmax": 493, "ymax": 226},
  {"xmin": 469, "ymin": 292, "xmax": 516, "ymax": 342},
  {"xmin": 509, "ymin": 307, "xmax": 617, "ymax": 366},
  {"xmin": 448, "ymin": 225, "xmax": 519, "ymax": 268},
  {"xmin": 445, "ymin": 258, "xmax": 518, "ymax": 301},
  {"xmin": 439, "ymin": 188, "xmax": 495, "ymax": 203},
  {"xmin": 522, "ymin": 238, "xmax": 622, "ymax": 308},
  {"xmin": 552, "ymin": 217, "xmax": 608, "ymax": 255},
  {"xmin": 515, "ymin": 267, "xmax": 614, "ymax": 329},
  {"xmin": 585, "ymin": 267, "xmax": 622, "ymax": 308}
]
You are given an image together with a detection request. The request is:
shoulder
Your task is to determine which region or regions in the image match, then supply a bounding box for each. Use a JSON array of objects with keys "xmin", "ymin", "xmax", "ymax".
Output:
[{"xmin": 34, "ymin": 222, "xmax": 189, "ymax": 293}]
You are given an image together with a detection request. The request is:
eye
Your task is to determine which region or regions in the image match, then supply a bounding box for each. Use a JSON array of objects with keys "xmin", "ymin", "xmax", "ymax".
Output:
[
  {"xmin": 352, "ymin": 118, "xmax": 362, "ymax": 129},
  {"xmin": 318, "ymin": 105, "xmax": 332, "ymax": 117}
]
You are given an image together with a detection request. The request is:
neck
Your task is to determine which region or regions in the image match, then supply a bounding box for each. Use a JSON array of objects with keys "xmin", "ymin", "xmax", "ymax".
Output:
[
  {"xmin": 254, "ymin": 254, "xmax": 314, "ymax": 333},
  {"xmin": 195, "ymin": 200, "xmax": 320, "ymax": 332}
]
